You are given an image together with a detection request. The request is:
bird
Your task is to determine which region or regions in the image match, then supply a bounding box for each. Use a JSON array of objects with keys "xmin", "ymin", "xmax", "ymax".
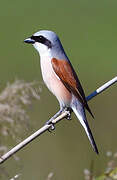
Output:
[{"xmin": 24, "ymin": 30, "xmax": 98, "ymax": 154}]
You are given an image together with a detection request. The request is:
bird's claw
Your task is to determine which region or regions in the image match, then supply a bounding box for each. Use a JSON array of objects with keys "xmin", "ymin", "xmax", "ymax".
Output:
[
  {"xmin": 45, "ymin": 120, "xmax": 55, "ymax": 132},
  {"xmin": 66, "ymin": 111, "xmax": 72, "ymax": 120},
  {"xmin": 64, "ymin": 107, "xmax": 72, "ymax": 120}
]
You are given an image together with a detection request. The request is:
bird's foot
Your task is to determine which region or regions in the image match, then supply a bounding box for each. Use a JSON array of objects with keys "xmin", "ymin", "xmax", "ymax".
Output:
[
  {"xmin": 48, "ymin": 123, "xmax": 55, "ymax": 132},
  {"xmin": 45, "ymin": 108, "xmax": 64, "ymax": 132},
  {"xmin": 45, "ymin": 107, "xmax": 72, "ymax": 132},
  {"xmin": 45, "ymin": 118, "xmax": 55, "ymax": 132},
  {"xmin": 64, "ymin": 107, "xmax": 73, "ymax": 120}
]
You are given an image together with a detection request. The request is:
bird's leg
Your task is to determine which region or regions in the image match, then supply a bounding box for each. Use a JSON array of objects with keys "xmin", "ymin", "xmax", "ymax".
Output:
[
  {"xmin": 45, "ymin": 107, "xmax": 65, "ymax": 128},
  {"xmin": 45, "ymin": 107, "xmax": 73, "ymax": 131}
]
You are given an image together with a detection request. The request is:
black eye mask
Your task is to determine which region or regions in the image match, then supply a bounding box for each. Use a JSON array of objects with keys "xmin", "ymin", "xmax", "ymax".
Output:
[{"xmin": 31, "ymin": 35, "xmax": 52, "ymax": 48}]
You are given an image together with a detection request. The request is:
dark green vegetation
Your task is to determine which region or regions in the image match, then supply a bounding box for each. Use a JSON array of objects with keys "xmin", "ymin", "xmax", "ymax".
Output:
[{"xmin": 0, "ymin": 0, "xmax": 117, "ymax": 179}]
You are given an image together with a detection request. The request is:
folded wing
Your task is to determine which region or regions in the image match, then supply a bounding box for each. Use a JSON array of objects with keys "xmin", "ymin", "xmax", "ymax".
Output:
[{"xmin": 51, "ymin": 58, "xmax": 94, "ymax": 118}]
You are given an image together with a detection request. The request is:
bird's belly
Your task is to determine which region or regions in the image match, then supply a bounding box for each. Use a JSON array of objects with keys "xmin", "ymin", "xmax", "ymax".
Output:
[{"xmin": 40, "ymin": 59, "xmax": 72, "ymax": 105}]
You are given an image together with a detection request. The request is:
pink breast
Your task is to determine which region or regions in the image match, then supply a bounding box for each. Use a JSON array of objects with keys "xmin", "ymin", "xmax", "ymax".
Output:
[{"xmin": 41, "ymin": 58, "xmax": 72, "ymax": 105}]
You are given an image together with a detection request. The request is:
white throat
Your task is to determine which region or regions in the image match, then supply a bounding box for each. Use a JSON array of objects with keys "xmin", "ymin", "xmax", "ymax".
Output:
[
  {"xmin": 33, "ymin": 41, "xmax": 69, "ymax": 61},
  {"xmin": 33, "ymin": 42, "xmax": 51, "ymax": 58}
]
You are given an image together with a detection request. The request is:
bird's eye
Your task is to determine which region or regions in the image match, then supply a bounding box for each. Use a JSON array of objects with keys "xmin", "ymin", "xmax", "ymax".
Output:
[
  {"xmin": 38, "ymin": 36, "xmax": 43, "ymax": 40},
  {"xmin": 38, "ymin": 36, "xmax": 46, "ymax": 43}
]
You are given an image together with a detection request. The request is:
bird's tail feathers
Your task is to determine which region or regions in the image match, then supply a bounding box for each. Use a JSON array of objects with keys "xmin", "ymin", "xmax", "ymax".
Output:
[{"xmin": 72, "ymin": 102, "xmax": 99, "ymax": 154}]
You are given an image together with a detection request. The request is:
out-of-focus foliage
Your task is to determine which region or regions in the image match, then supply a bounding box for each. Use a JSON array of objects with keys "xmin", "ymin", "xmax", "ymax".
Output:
[
  {"xmin": 9, "ymin": 174, "xmax": 21, "ymax": 180},
  {"xmin": 84, "ymin": 151, "xmax": 117, "ymax": 180},
  {"xmin": 46, "ymin": 172, "xmax": 54, "ymax": 180},
  {"xmin": 0, "ymin": 80, "xmax": 40, "ymax": 156},
  {"xmin": 96, "ymin": 167, "xmax": 117, "ymax": 180}
]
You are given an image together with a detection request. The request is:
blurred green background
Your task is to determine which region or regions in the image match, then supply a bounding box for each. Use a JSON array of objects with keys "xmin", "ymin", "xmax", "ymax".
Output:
[{"xmin": 0, "ymin": 0, "xmax": 117, "ymax": 179}]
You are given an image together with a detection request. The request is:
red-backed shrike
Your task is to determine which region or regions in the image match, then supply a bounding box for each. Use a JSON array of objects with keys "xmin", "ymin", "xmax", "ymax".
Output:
[{"xmin": 24, "ymin": 30, "xmax": 98, "ymax": 154}]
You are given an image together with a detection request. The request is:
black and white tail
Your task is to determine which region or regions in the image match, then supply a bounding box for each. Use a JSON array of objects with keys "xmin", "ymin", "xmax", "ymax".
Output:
[{"xmin": 71, "ymin": 99, "xmax": 99, "ymax": 154}]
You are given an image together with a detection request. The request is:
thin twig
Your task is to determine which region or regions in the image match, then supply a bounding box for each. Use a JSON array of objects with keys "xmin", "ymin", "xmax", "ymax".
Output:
[
  {"xmin": 0, "ymin": 76, "xmax": 117, "ymax": 164},
  {"xmin": 86, "ymin": 76, "xmax": 117, "ymax": 101}
]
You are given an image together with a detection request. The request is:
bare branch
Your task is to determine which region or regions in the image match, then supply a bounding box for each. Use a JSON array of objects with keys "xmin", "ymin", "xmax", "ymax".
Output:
[
  {"xmin": 86, "ymin": 76, "xmax": 117, "ymax": 101},
  {"xmin": 0, "ymin": 76, "xmax": 116, "ymax": 164}
]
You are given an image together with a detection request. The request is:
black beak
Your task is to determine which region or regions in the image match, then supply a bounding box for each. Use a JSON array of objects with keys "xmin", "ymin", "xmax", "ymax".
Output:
[{"xmin": 24, "ymin": 38, "xmax": 35, "ymax": 44}]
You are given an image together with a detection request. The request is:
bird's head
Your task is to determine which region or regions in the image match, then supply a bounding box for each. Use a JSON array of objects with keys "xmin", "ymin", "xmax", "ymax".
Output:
[{"xmin": 24, "ymin": 30, "xmax": 62, "ymax": 56}]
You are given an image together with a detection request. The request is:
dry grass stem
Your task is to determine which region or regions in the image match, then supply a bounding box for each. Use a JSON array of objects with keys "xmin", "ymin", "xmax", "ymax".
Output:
[{"xmin": 0, "ymin": 80, "xmax": 40, "ymax": 156}]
